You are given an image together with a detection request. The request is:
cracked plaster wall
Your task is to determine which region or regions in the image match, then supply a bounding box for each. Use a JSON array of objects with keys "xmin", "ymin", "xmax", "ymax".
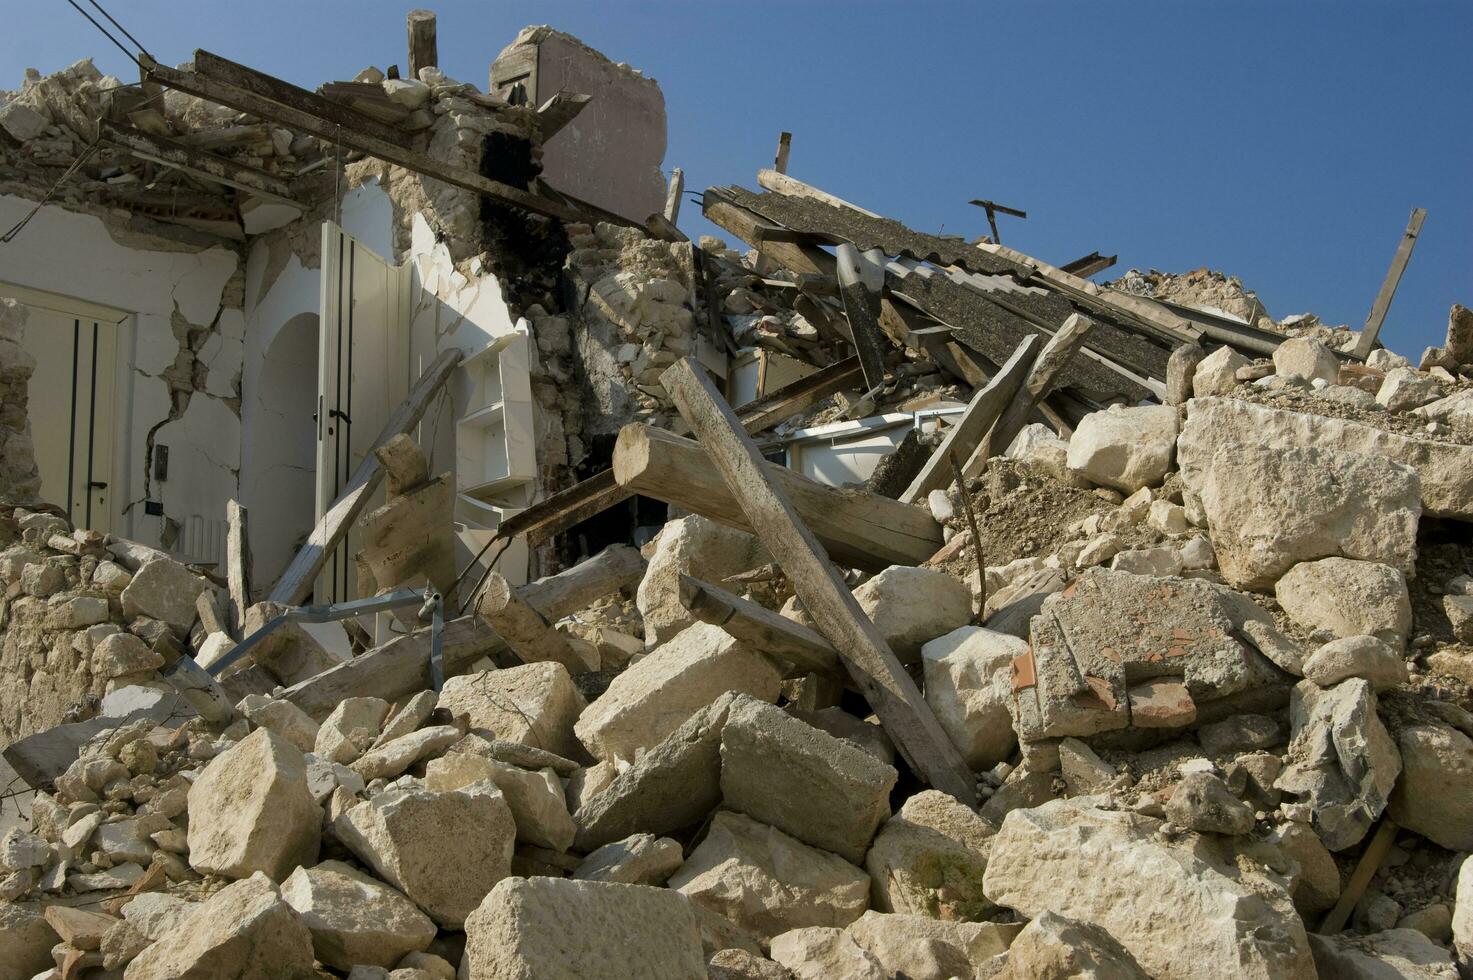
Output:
[{"xmin": 0, "ymin": 193, "xmax": 243, "ymax": 560}]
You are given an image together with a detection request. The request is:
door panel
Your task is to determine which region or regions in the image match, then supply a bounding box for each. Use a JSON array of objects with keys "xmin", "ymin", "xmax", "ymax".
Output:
[
  {"xmin": 315, "ymin": 222, "xmax": 410, "ymax": 603},
  {"xmin": 5, "ymin": 291, "xmax": 121, "ymax": 532}
]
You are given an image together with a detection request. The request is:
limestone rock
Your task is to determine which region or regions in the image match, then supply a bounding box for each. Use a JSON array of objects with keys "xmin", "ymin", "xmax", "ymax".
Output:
[
  {"xmin": 0, "ymin": 902, "xmax": 58, "ymax": 980},
  {"xmin": 719, "ymin": 697, "xmax": 895, "ymax": 863},
  {"xmin": 438, "ymin": 662, "xmax": 586, "ymax": 759},
  {"xmin": 238, "ymin": 694, "xmax": 320, "ymax": 753},
  {"xmin": 1453, "ymin": 854, "xmax": 1473, "ymax": 954},
  {"xmin": 334, "ymin": 781, "xmax": 515, "ymax": 927},
  {"xmin": 1273, "ymin": 336, "xmax": 1340, "ymax": 383},
  {"xmin": 1378, "ymin": 368, "xmax": 1442, "ymax": 413},
  {"xmin": 460, "ymin": 877, "xmax": 705, "ymax": 979},
  {"xmin": 637, "ymin": 515, "xmax": 768, "ymax": 646},
  {"xmin": 1387, "ymin": 722, "xmax": 1473, "ymax": 851},
  {"xmin": 706, "ymin": 948, "xmax": 795, "ymax": 980},
  {"xmin": 351, "ymin": 725, "xmax": 462, "ymax": 781},
  {"xmin": 846, "ymin": 911, "xmax": 1016, "ymax": 980},
  {"xmin": 1176, "ymin": 437, "xmax": 1421, "ymax": 589},
  {"xmin": 920, "ymin": 626, "xmax": 1021, "ymax": 769},
  {"xmin": 120, "ymin": 557, "xmax": 210, "ymax": 634},
  {"xmin": 575, "ymin": 622, "xmax": 780, "ymax": 763},
  {"xmin": 1165, "ymin": 772, "xmax": 1255, "ymax": 835},
  {"xmin": 1276, "ymin": 679, "xmax": 1400, "ymax": 851},
  {"xmin": 1308, "ymin": 928, "xmax": 1459, "ymax": 980},
  {"xmin": 1302, "ymin": 635, "xmax": 1407, "ymax": 690},
  {"xmin": 865, "ymin": 789, "xmax": 996, "ymax": 921},
  {"xmin": 1109, "ymin": 545, "xmax": 1184, "ymax": 577},
  {"xmin": 1181, "ymin": 396, "xmax": 1473, "ymax": 520},
  {"xmin": 1065, "ymin": 404, "xmax": 1178, "ymax": 494},
  {"xmin": 573, "ymin": 693, "xmax": 737, "ymax": 851},
  {"xmin": 1191, "ymin": 345, "xmax": 1250, "ymax": 398},
  {"xmin": 573, "ymin": 833, "xmax": 684, "ymax": 885},
  {"xmin": 851, "ymin": 566, "xmax": 973, "ymax": 663},
  {"xmin": 187, "ymin": 727, "xmax": 322, "ymax": 880},
  {"xmin": 1276, "ymin": 559, "xmax": 1412, "ymax": 647},
  {"xmin": 121, "ymin": 892, "xmax": 196, "ymax": 941},
  {"xmin": 769, "ymin": 927, "xmax": 884, "ymax": 980},
  {"xmin": 425, "ymin": 752, "xmax": 575, "ymax": 852},
  {"xmin": 982, "ymin": 798, "xmax": 1314, "ymax": 980},
  {"xmin": 315, "ymin": 697, "xmax": 392, "ymax": 765},
  {"xmin": 1001, "ymin": 910, "xmax": 1149, "ymax": 980},
  {"xmin": 123, "ymin": 872, "xmax": 316, "ymax": 979},
  {"xmin": 280, "ymin": 859, "xmax": 436, "ymax": 970},
  {"xmin": 373, "ymin": 690, "xmax": 438, "ymax": 747},
  {"xmin": 669, "ymin": 811, "xmax": 870, "ymax": 943}
]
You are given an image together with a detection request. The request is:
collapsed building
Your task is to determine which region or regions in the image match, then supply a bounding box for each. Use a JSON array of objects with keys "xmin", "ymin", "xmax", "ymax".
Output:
[{"xmin": 1, "ymin": 9, "xmax": 1472, "ymax": 979}]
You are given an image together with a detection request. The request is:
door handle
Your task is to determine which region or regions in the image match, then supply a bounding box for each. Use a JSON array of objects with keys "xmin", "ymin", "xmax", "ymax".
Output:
[{"xmin": 88, "ymin": 481, "xmax": 108, "ymax": 490}]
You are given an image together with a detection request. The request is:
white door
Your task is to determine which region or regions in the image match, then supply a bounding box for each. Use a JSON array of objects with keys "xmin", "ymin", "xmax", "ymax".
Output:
[
  {"xmin": 314, "ymin": 222, "xmax": 411, "ymax": 603},
  {"xmin": 3, "ymin": 285, "xmax": 123, "ymax": 533}
]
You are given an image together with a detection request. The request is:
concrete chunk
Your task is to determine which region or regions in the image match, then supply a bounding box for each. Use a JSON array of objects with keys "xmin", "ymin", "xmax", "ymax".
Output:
[
  {"xmin": 1275, "ymin": 558, "xmax": 1412, "ymax": 648},
  {"xmin": 851, "ymin": 566, "xmax": 974, "ymax": 663},
  {"xmin": 425, "ymin": 752, "xmax": 575, "ymax": 852},
  {"xmin": 439, "ymin": 662, "xmax": 586, "ymax": 759},
  {"xmin": 281, "ymin": 860, "xmax": 435, "ymax": 970},
  {"xmin": 120, "ymin": 556, "xmax": 211, "ymax": 634},
  {"xmin": 1066, "ymin": 404, "xmax": 1178, "ymax": 493},
  {"xmin": 865, "ymin": 790, "xmax": 996, "ymax": 921}
]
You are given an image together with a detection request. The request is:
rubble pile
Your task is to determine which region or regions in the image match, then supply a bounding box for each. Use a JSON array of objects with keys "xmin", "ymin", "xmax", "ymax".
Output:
[{"xmin": 4, "ymin": 19, "xmax": 1473, "ymax": 980}]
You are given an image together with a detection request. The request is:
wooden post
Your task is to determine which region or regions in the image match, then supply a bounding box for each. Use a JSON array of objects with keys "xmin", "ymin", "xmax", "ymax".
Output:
[
  {"xmin": 477, "ymin": 572, "xmax": 595, "ymax": 672},
  {"xmin": 663, "ymin": 167, "xmax": 684, "ymax": 224},
  {"xmin": 612, "ymin": 424, "xmax": 943, "ymax": 570},
  {"xmin": 678, "ymin": 575, "xmax": 842, "ymax": 679},
  {"xmin": 660, "ymin": 357, "xmax": 977, "ymax": 804},
  {"xmin": 268, "ymin": 348, "xmax": 461, "ymax": 605},
  {"xmin": 964, "ymin": 313, "xmax": 1094, "ymax": 478},
  {"xmin": 753, "ymin": 132, "xmax": 793, "ymax": 276},
  {"xmin": 225, "ymin": 500, "xmax": 252, "ymax": 639},
  {"xmin": 407, "ymin": 10, "xmax": 438, "ymax": 80},
  {"xmin": 1319, "ymin": 818, "xmax": 1398, "ymax": 934},
  {"xmin": 835, "ymin": 243, "xmax": 890, "ymax": 390},
  {"xmin": 900, "ymin": 335, "xmax": 1039, "ymax": 504},
  {"xmin": 1352, "ymin": 207, "xmax": 1428, "ymax": 360}
]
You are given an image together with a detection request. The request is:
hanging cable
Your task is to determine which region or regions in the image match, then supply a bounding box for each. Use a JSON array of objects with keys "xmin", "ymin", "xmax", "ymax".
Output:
[
  {"xmin": 0, "ymin": 138, "xmax": 103, "ymax": 243},
  {"xmin": 59, "ymin": 0, "xmax": 142, "ymax": 69},
  {"xmin": 84, "ymin": 0, "xmax": 154, "ymax": 61}
]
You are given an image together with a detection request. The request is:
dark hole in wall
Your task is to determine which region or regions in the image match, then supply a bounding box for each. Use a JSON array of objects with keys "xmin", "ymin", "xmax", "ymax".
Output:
[
  {"xmin": 478, "ymin": 131, "xmax": 571, "ymax": 313},
  {"xmin": 556, "ymin": 432, "xmax": 667, "ymax": 567}
]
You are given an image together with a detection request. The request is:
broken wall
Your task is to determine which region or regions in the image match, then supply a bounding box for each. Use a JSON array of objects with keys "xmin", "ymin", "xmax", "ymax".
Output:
[
  {"xmin": 0, "ymin": 193, "xmax": 244, "ymax": 560},
  {"xmin": 0, "ymin": 299, "xmax": 40, "ymax": 502}
]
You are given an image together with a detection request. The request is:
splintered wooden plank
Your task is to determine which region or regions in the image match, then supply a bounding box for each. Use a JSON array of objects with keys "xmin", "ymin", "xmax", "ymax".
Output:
[
  {"xmin": 225, "ymin": 499, "xmax": 252, "ymax": 639},
  {"xmin": 835, "ymin": 243, "xmax": 890, "ymax": 390},
  {"xmin": 900, "ymin": 334, "xmax": 1039, "ymax": 504},
  {"xmin": 965, "ymin": 312, "xmax": 1094, "ymax": 477},
  {"xmin": 660, "ymin": 357, "xmax": 977, "ymax": 804},
  {"xmin": 703, "ymin": 196, "xmax": 832, "ymax": 277},
  {"xmin": 679, "ymin": 575, "xmax": 842, "ymax": 679},
  {"xmin": 268, "ymin": 348, "xmax": 462, "ymax": 605},
  {"xmin": 612, "ymin": 424, "xmax": 943, "ymax": 570},
  {"xmin": 98, "ymin": 120, "xmax": 300, "ymax": 207},
  {"xmin": 1352, "ymin": 208, "xmax": 1428, "ymax": 360},
  {"xmin": 407, "ymin": 9, "xmax": 438, "ymax": 77}
]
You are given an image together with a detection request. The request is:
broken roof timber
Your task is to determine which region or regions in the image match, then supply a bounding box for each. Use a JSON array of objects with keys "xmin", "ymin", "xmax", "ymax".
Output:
[
  {"xmin": 98, "ymin": 120, "xmax": 301, "ymax": 209},
  {"xmin": 142, "ymin": 52, "xmax": 587, "ymax": 225}
]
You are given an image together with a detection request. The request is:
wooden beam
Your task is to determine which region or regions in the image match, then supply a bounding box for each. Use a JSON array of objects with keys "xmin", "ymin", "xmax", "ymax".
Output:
[
  {"xmin": 189, "ymin": 50, "xmax": 413, "ymax": 148},
  {"xmin": 773, "ymin": 131, "xmax": 792, "ymax": 174},
  {"xmin": 407, "ymin": 9, "xmax": 438, "ymax": 78},
  {"xmin": 613, "ymin": 424, "xmax": 942, "ymax": 571},
  {"xmin": 835, "ymin": 243, "xmax": 890, "ymax": 390},
  {"xmin": 496, "ymin": 470, "xmax": 633, "ymax": 548},
  {"xmin": 660, "ymin": 357, "xmax": 976, "ymax": 804},
  {"xmin": 98, "ymin": 120, "xmax": 301, "ymax": 208},
  {"xmin": 225, "ymin": 499, "xmax": 251, "ymax": 639},
  {"xmin": 679, "ymin": 575, "xmax": 842, "ymax": 679},
  {"xmin": 900, "ymin": 334, "xmax": 1039, "ymax": 504},
  {"xmin": 1352, "ymin": 207, "xmax": 1428, "ymax": 359},
  {"xmin": 1059, "ymin": 251, "xmax": 1117, "ymax": 278},
  {"xmin": 143, "ymin": 54, "xmax": 586, "ymax": 225},
  {"xmin": 965, "ymin": 312, "xmax": 1094, "ymax": 477},
  {"xmin": 284, "ymin": 545, "xmax": 644, "ymax": 717},
  {"xmin": 663, "ymin": 166, "xmax": 684, "ymax": 223},
  {"xmin": 725, "ymin": 355, "xmax": 862, "ymax": 435},
  {"xmin": 477, "ymin": 572, "xmax": 594, "ymax": 672},
  {"xmin": 703, "ymin": 196, "xmax": 832, "ymax": 277},
  {"xmin": 1319, "ymin": 818, "xmax": 1398, "ymax": 934},
  {"xmin": 758, "ymin": 168, "xmax": 882, "ymax": 218},
  {"xmin": 268, "ymin": 348, "xmax": 462, "ymax": 605}
]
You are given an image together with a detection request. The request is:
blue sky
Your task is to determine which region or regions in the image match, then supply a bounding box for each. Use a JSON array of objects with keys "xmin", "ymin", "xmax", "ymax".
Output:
[{"xmin": 6, "ymin": 1, "xmax": 1468, "ymax": 356}]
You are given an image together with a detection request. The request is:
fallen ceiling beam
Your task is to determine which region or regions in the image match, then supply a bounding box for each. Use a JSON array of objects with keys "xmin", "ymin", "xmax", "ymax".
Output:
[
  {"xmin": 1352, "ymin": 207, "xmax": 1428, "ymax": 360},
  {"xmin": 268, "ymin": 348, "xmax": 462, "ymax": 605},
  {"xmin": 679, "ymin": 575, "xmax": 843, "ymax": 679},
  {"xmin": 613, "ymin": 423, "xmax": 943, "ymax": 570},
  {"xmin": 1059, "ymin": 251, "xmax": 1117, "ymax": 278},
  {"xmin": 835, "ymin": 243, "xmax": 891, "ymax": 389},
  {"xmin": 98, "ymin": 120, "xmax": 301, "ymax": 208},
  {"xmin": 142, "ymin": 52, "xmax": 587, "ymax": 225},
  {"xmin": 660, "ymin": 357, "xmax": 976, "ymax": 804}
]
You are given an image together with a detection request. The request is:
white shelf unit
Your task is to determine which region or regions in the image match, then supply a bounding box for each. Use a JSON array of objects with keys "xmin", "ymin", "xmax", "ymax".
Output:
[
  {"xmin": 454, "ymin": 330, "xmax": 536, "ymax": 586},
  {"xmin": 456, "ymin": 332, "xmax": 536, "ymax": 503}
]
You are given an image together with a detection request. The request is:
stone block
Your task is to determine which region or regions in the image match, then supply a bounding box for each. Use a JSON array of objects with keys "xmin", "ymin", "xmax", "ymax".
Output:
[
  {"xmin": 851, "ymin": 566, "xmax": 974, "ymax": 663},
  {"xmin": 438, "ymin": 662, "xmax": 586, "ymax": 759},
  {"xmin": 865, "ymin": 790, "xmax": 995, "ymax": 921},
  {"xmin": 1275, "ymin": 558, "xmax": 1412, "ymax": 647},
  {"xmin": 920, "ymin": 626, "xmax": 1020, "ymax": 770},
  {"xmin": 280, "ymin": 860, "xmax": 436, "ymax": 970},
  {"xmin": 1065, "ymin": 404, "xmax": 1178, "ymax": 494}
]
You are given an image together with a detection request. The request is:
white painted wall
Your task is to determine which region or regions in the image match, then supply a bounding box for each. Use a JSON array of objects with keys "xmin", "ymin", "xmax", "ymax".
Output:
[{"xmin": 0, "ymin": 194, "xmax": 242, "ymax": 560}]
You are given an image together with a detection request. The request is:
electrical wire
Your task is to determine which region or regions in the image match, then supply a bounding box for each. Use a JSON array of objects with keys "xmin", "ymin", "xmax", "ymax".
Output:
[
  {"xmin": 85, "ymin": 0, "xmax": 154, "ymax": 61},
  {"xmin": 0, "ymin": 138, "xmax": 103, "ymax": 243},
  {"xmin": 59, "ymin": 0, "xmax": 142, "ymax": 69}
]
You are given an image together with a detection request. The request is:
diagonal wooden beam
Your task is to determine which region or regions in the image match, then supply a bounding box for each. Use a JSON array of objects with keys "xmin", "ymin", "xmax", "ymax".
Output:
[
  {"xmin": 1352, "ymin": 207, "xmax": 1428, "ymax": 360},
  {"xmin": 660, "ymin": 357, "xmax": 977, "ymax": 804},
  {"xmin": 835, "ymin": 243, "xmax": 891, "ymax": 390},
  {"xmin": 679, "ymin": 575, "xmax": 842, "ymax": 679},
  {"xmin": 142, "ymin": 53, "xmax": 585, "ymax": 225}
]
